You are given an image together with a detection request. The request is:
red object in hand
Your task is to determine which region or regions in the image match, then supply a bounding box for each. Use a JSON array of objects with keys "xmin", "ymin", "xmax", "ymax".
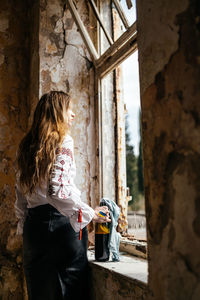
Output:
[{"xmin": 78, "ymin": 209, "xmax": 82, "ymax": 240}]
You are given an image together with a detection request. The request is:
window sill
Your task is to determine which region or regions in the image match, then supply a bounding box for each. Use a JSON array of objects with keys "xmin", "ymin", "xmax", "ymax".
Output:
[
  {"xmin": 88, "ymin": 250, "xmax": 148, "ymax": 284},
  {"xmin": 88, "ymin": 250, "xmax": 148, "ymax": 300}
]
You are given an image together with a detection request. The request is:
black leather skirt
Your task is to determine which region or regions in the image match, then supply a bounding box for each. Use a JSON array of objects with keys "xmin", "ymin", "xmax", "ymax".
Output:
[{"xmin": 23, "ymin": 204, "xmax": 90, "ymax": 300}]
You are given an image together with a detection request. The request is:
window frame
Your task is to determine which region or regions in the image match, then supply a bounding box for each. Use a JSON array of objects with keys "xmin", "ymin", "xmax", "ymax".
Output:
[{"xmin": 66, "ymin": 0, "xmax": 140, "ymax": 234}]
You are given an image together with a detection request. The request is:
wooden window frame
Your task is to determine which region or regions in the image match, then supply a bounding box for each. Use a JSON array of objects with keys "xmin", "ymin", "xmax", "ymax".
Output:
[
  {"xmin": 66, "ymin": 0, "xmax": 138, "ymax": 216},
  {"xmin": 66, "ymin": 0, "xmax": 137, "ymax": 77}
]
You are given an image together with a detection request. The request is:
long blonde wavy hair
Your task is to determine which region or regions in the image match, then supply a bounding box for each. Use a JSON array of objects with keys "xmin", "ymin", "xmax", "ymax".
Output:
[{"xmin": 16, "ymin": 91, "xmax": 71, "ymax": 194}]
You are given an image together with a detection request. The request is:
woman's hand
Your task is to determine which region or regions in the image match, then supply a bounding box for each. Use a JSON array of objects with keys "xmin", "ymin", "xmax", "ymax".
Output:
[{"xmin": 92, "ymin": 206, "xmax": 111, "ymax": 223}]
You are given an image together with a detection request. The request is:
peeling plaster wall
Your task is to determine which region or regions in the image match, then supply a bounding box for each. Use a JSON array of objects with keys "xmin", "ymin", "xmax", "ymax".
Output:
[
  {"xmin": 39, "ymin": 0, "xmax": 97, "ymax": 209},
  {"xmin": 137, "ymin": 0, "xmax": 200, "ymax": 299},
  {"xmin": 0, "ymin": 0, "xmax": 97, "ymax": 297},
  {"xmin": 29, "ymin": 0, "xmax": 39, "ymax": 127},
  {"xmin": 0, "ymin": 1, "xmax": 33, "ymax": 298}
]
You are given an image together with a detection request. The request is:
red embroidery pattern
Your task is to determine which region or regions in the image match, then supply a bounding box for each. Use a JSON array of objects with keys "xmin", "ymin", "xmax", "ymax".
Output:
[
  {"xmin": 58, "ymin": 173, "xmax": 63, "ymax": 183},
  {"xmin": 48, "ymin": 147, "xmax": 73, "ymax": 198},
  {"xmin": 56, "ymin": 147, "xmax": 73, "ymax": 161},
  {"xmin": 61, "ymin": 189, "xmax": 66, "ymax": 199},
  {"xmin": 59, "ymin": 160, "xmax": 66, "ymax": 198}
]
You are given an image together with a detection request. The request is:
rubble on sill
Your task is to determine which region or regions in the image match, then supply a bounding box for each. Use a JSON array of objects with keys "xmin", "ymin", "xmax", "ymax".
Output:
[{"xmin": 120, "ymin": 235, "xmax": 147, "ymax": 259}]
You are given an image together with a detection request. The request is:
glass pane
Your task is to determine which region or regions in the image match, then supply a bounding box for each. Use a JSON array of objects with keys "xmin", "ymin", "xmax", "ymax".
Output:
[
  {"xmin": 120, "ymin": 0, "xmax": 137, "ymax": 26},
  {"xmin": 121, "ymin": 50, "xmax": 147, "ymax": 241},
  {"xmin": 112, "ymin": 0, "xmax": 136, "ymax": 42}
]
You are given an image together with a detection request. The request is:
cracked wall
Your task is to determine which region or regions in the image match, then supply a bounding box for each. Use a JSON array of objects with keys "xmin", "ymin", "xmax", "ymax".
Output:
[
  {"xmin": 0, "ymin": 0, "xmax": 97, "ymax": 297},
  {"xmin": 137, "ymin": 0, "xmax": 200, "ymax": 299},
  {"xmin": 0, "ymin": 1, "xmax": 34, "ymax": 298},
  {"xmin": 89, "ymin": 262, "xmax": 147, "ymax": 300},
  {"xmin": 39, "ymin": 0, "xmax": 97, "ymax": 211}
]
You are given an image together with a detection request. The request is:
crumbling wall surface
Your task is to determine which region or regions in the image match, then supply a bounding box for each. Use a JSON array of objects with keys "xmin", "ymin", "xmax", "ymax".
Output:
[
  {"xmin": 137, "ymin": 0, "xmax": 200, "ymax": 299},
  {"xmin": 89, "ymin": 263, "xmax": 148, "ymax": 300},
  {"xmin": 0, "ymin": 1, "xmax": 32, "ymax": 299},
  {"xmin": 39, "ymin": 0, "xmax": 97, "ymax": 209}
]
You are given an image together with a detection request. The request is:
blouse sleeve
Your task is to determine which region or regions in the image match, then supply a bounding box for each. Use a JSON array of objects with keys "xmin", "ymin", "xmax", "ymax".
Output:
[
  {"xmin": 14, "ymin": 176, "xmax": 28, "ymax": 235},
  {"xmin": 47, "ymin": 136, "xmax": 95, "ymax": 232}
]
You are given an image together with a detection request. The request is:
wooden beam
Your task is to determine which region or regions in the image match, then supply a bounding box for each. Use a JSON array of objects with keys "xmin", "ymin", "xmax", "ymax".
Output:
[
  {"xmin": 95, "ymin": 21, "xmax": 136, "ymax": 68},
  {"xmin": 66, "ymin": 0, "xmax": 99, "ymax": 61},
  {"xmin": 96, "ymin": 33, "xmax": 137, "ymax": 78},
  {"xmin": 113, "ymin": 0, "xmax": 130, "ymax": 30},
  {"xmin": 88, "ymin": 0, "xmax": 113, "ymax": 46},
  {"xmin": 126, "ymin": 0, "xmax": 133, "ymax": 9},
  {"xmin": 66, "ymin": 0, "xmax": 137, "ymax": 78}
]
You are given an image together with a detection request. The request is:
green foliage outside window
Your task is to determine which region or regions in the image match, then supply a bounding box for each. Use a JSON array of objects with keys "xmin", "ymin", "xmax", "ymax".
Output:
[{"xmin": 126, "ymin": 111, "xmax": 144, "ymax": 211}]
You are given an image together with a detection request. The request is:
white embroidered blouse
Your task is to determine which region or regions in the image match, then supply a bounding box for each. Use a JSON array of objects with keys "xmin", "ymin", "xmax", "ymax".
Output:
[{"xmin": 14, "ymin": 134, "xmax": 95, "ymax": 235}]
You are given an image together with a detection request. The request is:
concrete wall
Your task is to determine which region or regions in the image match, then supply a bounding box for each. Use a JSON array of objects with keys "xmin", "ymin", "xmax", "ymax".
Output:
[
  {"xmin": 0, "ymin": 0, "xmax": 33, "ymax": 298},
  {"xmin": 0, "ymin": 0, "xmax": 97, "ymax": 297},
  {"xmin": 89, "ymin": 262, "xmax": 147, "ymax": 300},
  {"xmin": 39, "ymin": 0, "xmax": 97, "ymax": 210},
  {"xmin": 2, "ymin": 0, "xmax": 200, "ymax": 299},
  {"xmin": 136, "ymin": 0, "xmax": 200, "ymax": 299}
]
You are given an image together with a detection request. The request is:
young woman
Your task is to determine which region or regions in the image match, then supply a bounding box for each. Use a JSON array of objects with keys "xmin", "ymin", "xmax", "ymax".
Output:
[{"xmin": 15, "ymin": 91, "xmax": 110, "ymax": 300}]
